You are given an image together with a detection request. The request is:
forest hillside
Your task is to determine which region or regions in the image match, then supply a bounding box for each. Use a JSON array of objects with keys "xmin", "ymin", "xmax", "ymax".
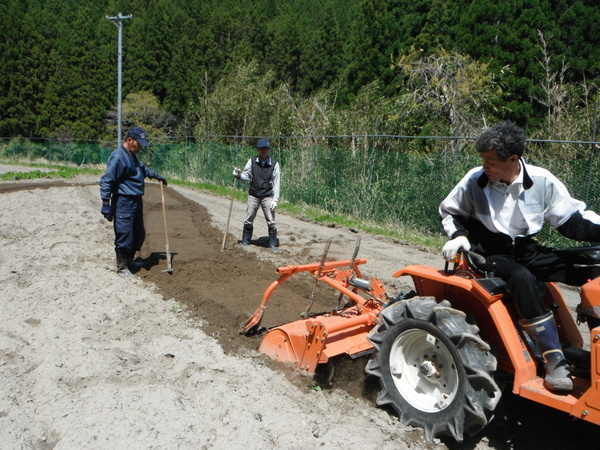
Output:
[{"xmin": 1, "ymin": 0, "xmax": 598, "ymax": 143}]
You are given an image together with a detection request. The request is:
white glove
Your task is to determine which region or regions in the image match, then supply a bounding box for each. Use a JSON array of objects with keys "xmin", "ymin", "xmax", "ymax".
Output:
[
  {"xmin": 442, "ymin": 236, "xmax": 470, "ymax": 261},
  {"xmin": 233, "ymin": 167, "xmax": 241, "ymax": 178},
  {"xmin": 270, "ymin": 200, "xmax": 277, "ymax": 212}
]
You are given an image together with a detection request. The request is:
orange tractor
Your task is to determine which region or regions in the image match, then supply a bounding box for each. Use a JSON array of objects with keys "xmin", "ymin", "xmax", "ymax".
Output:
[{"xmin": 242, "ymin": 240, "xmax": 600, "ymax": 442}]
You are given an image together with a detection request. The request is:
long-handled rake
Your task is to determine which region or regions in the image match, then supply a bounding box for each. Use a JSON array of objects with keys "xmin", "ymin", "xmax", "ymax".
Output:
[{"xmin": 159, "ymin": 181, "xmax": 173, "ymax": 273}]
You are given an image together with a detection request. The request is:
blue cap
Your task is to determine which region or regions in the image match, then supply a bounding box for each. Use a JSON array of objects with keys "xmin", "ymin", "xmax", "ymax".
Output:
[
  {"xmin": 257, "ymin": 138, "xmax": 271, "ymax": 149},
  {"xmin": 127, "ymin": 126, "xmax": 150, "ymax": 147}
]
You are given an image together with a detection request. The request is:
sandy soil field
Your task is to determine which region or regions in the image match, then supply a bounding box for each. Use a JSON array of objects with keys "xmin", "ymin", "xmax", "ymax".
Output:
[{"xmin": 1, "ymin": 163, "xmax": 600, "ymax": 449}]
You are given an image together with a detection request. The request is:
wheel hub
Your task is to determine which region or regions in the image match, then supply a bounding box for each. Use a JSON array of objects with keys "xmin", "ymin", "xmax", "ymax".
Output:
[{"xmin": 419, "ymin": 360, "xmax": 440, "ymax": 378}]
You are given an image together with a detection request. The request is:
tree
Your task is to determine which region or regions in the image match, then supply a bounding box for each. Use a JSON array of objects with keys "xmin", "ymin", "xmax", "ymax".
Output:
[
  {"xmin": 0, "ymin": 0, "xmax": 597, "ymax": 140},
  {"xmin": 529, "ymin": 30, "xmax": 592, "ymax": 160},
  {"xmin": 341, "ymin": 0, "xmax": 399, "ymax": 102},
  {"xmin": 395, "ymin": 48, "xmax": 505, "ymax": 139},
  {"xmin": 0, "ymin": 0, "xmax": 51, "ymax": 137},
  {"xmin": 37, "ymin": 2, "xmax": 114, "ymax": 139},
  {"xmin": 295, "ymin": 1, "xmax": 347, "ymax": 97},
  {"xmin": 104, "ymin": 91, "xmax": 176, "ymax": 145},
  {"xmin": 191, "ymin": 61, "xmax": 280, "ymax": 140}
]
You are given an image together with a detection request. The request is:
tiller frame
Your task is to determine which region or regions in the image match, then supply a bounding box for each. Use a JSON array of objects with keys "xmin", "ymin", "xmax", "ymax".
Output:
[{"xmin": 242, "ymin": 240, "xmax": 390, "ymax": 372}]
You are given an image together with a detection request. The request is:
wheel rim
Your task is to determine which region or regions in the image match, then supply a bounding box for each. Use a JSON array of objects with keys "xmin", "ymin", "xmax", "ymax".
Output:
[{"xmin": 388, "ymin": 328, "xmax": 459, "ymax": 413}]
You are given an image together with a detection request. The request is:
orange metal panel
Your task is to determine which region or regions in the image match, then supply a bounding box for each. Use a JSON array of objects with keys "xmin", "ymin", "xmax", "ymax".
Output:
[
  {"xmin": 485, "ymin": 300, "xmax": 538, "ymax": 391},
  {"xmin": 544, "ymin": 282, "xmax": 583, "ymax": 348},
  {"xmin": 519, "ymin": 376, "xmax": 580, "ymax": 413},
  {"xmin": 581, "ymin": 278, "xmax": 600, "ymax": 319},
  {"xmin": 572, "ymin": 327, "xmax": 600, "ymax": 424},
  {"xmin": 259, "ymin": 328, "xmax": 302, "ymax": 364},
  {"xmin": 258, "ymin": 307, "xmax": 379, "ymax": 373}
]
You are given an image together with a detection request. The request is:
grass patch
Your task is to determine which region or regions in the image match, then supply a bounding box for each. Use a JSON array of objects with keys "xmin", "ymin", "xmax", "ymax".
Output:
[
  {"xmin": 1, "ymin": 161, "xmax": 443, "ymax": 251},
  {"xmin": 175, "ymin": 178, "xmax": 248, "ymax": 203},
  {"xmin": 282, "ymin": 202, "xmax": 444, "ymax": 250},
  {"xmin": 170, "ymin": 302, "xmax": 184, "ymax": 313},
  {"xmin": 0, "ymin": 161, "xmax": 102, "ymax": 181},
  {"xmin": 1, "ymin": 170, "xmax": 53, "ymax": 181},
  {"xmin": 176, "ymin": 180, "xmax": 444, "ymax": 249}
]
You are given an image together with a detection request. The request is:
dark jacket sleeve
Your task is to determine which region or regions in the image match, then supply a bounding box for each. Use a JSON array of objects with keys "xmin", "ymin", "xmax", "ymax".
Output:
[
  {"xmin": 142, "ymin": 162, "xmax": 158, "ymax": 180},
  {"xmin": 557, "ymin": 211, "xmax": 600, "ymax": 242},
  {"xmin": 100, "ymin": 152, "xmax": 125, "ymax": 200}
]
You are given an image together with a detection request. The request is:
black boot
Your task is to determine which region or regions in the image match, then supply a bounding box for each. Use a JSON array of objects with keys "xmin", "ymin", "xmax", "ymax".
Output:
[
  {"xmin": 521, "ymin": 311, "xmax": 573, "ymax": 391},
  {"xmin": 127, "ymin": 250, "xmax": 144, "ymax": 271},
  {"xmin": 269, "ymin": 231, "xmax": 279, "ymax": 254},
  {"xmin": 116, "ymin": 249, "xmax": 136, "ymax": 278},
  {"xmin": 241, "ymin": 225, "xmax": 253, "ymax": 245}
]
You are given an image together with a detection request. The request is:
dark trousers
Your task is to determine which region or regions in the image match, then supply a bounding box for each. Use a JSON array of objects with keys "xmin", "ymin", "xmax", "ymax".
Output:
[
  {"xmin": 113, "ymin": 195, "xmax": 145, "ymax": 256},
  {"xmin": 487, "ymin": 250, "xmax": 600, "ymax": 318}
]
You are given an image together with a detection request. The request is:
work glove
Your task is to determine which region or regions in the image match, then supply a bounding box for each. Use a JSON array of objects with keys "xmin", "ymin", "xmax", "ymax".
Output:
[
  {"xmin": 270, "ymin": 200, "xmax": 277, "ymax": 212},
  {"xmin": 442, "ymin": 236, "xmax": 470, "ymax": 261},
  {"xmin": 101, "ymin": 199, "xmax": 113, "ymax": 222},
  {"xmin": 155, "ymin": 175, "xmax": 168, "ymax": 186},
  {"xmin": 233, "ymin": 167, "xmax": 241, "ymax": 179}
]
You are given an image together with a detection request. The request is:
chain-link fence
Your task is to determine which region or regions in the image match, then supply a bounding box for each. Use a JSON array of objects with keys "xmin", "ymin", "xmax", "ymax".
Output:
[
  {"xmin": 2, "ymin": 135, "xmax": 599, "ymax": 247},
  {"xmin": 0, "ymin": 138, "xmax": 111, "ymax": 166}
]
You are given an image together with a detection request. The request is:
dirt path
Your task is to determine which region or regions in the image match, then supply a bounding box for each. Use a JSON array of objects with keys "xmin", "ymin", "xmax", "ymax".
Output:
[{"xmin": 1, "ymin": 167, "xmax": 599, "ymax": 449}]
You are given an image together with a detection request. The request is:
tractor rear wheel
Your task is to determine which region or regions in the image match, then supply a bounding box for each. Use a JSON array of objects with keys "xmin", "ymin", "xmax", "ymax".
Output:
[{"xmin": 366, "ymin": 297, "xmax": 501, "ymax": 442}]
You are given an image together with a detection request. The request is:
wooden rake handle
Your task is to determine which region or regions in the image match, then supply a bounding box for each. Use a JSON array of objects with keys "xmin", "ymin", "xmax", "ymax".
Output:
[
  {"xmin": 221, "ymin": 177, "xmax": 237, "ymax": 252},
  {"xmin": 159, "ymin": 181, "xmax": 173, "ymax": 272}
]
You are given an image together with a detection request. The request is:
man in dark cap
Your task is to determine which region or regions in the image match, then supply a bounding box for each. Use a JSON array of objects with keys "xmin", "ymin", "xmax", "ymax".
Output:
[
  {"xmin": 233, "ymin": 138, "xmax": 281, "ymax": 253},
  {"xmin": 100, "ymin": 126, "xmax": 168, "ymax": 276}
]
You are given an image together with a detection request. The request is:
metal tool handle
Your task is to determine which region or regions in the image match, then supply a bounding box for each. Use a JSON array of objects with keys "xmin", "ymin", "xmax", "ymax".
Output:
[
  {"xmin": 336, "ymin": 237, "xmax": 361, "ymax": 309},
  {"xmin": 160, "ymin": 181, "xmax": 173, "ymax": 273},
  {"xmin": 303, "ymin": 239, "xmax": 332, "ymax": 318},
  {"xmin": 221, "ymin": 177, "xmax": 237, "ymax": 252},
  {"xmin": 349, "ymin": 236, "xmax": 361, "ymax": 272}
]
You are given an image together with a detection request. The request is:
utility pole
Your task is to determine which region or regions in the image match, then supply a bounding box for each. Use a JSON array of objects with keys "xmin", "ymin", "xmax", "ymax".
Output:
[{"xmin": 106, "ymin": 13, "xmax": 133, "ymax": 146}]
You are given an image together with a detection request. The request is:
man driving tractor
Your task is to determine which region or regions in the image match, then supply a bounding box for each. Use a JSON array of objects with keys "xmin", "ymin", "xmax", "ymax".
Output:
[{"xmin": 439, "ymin": 121, "xmax": 600, "ymax": 392}]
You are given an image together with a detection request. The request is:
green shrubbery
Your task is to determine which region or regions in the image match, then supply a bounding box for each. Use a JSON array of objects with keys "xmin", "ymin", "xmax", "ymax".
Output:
[{"xmin": 3, "ymin": 135, "xmax": 598, "ymax": 249}]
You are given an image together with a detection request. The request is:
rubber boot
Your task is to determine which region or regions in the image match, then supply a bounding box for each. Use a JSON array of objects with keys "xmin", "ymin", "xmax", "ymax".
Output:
[
  {"xmin": 269, "ymin": 231, "xmax": 279, "ymax": 254},
  {"xmin": 241, "ymin": 225, "xmax": 253, "ymax": 246},
  {"xmin": 127, "ymin": 250, "xmax": 144, "ymax": 271},
  {"xmin": 521, "ymin": 311, "xmax": 573, "ymax": 392},
  {"xmin": 116, "ymin": 250, "xmax": 136, "ymax": 278}
]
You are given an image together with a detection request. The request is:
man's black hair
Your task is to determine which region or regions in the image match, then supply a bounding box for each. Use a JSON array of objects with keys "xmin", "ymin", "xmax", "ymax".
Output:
[{"xmin": 476, "ymin": 121, "xmax": 526, "ymax": 161}]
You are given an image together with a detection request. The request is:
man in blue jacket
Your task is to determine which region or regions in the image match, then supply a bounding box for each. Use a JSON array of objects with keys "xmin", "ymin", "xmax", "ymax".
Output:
[
  {"xmin": 440, "ymin": 121, "xmax": 600, "ymax": 392},
  {"xmin": 100, "ymin": 126, "xmax": 167, "ymax": 277}
]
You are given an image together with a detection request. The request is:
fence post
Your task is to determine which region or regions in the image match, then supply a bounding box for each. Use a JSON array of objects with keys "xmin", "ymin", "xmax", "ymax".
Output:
[{"xmin": 586, "ymin": 100, "xmax": 599, "ymax": 203}]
